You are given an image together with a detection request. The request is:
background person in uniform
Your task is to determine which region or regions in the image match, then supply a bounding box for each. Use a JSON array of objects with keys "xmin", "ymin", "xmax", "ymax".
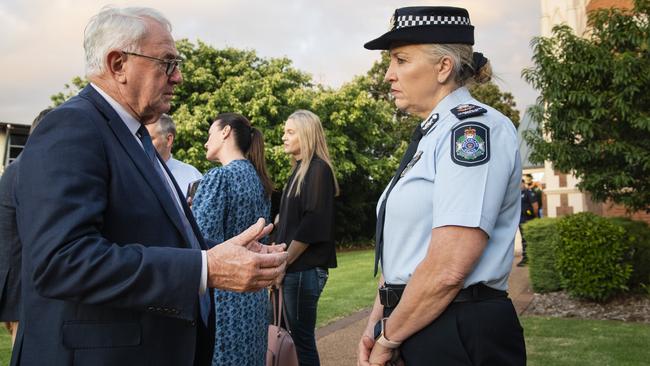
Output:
[
  {"xmin": 524, "ymin": 173, "xmax": 543, "ymax": 218},
  {"xmin": 518, "ymin": 179, "xmax": 538, "ymax": 267},
  {"xmin": 359, "ymin": 6, "xmax": 526, "ymax": 366},
  {"xmin": 274, "ymin": 110, "xmax": 339, "ymax": 366},
  {"xmin": 0, "ymin": 108, "xmax": 51, "ymax": 346},
  {"xmin": 13, "ymin": 6, "xmax": 287, "ymax": 366},
  {"xmin": 191, "ymin": 113, "xmax": 274, "ymax": 366},
  {"xmin": 146, "ymin": 114, "xmax": 203, "ymax": 196}
]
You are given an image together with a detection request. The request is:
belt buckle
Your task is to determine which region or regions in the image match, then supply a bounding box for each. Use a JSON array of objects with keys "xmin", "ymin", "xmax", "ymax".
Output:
[{"xmin": 379, "ymin": 287, "xmax": 401, "ymax": 308}]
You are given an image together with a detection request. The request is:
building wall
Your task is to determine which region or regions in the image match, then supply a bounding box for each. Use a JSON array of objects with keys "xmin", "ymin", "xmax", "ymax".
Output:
[
  {"xmin": 541, "ymin": 0, "xmax": 588, "ymax": 36},
  {"xmin": 540, "ymin": 0, "xmax": 588, "ymax": 218},
  {"xmin": 601, "ymin": 202, "xmax": 650, "ymax": 222}
]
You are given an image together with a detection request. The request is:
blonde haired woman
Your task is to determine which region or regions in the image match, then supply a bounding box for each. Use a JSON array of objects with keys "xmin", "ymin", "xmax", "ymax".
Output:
[{"xmin": 274, "ymin": 109, "xmax": 339, "ymax": 366}]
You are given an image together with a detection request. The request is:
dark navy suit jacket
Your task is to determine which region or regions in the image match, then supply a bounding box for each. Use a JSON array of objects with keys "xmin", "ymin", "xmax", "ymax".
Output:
[
  {"xmin": 12, "ymin": 85, "xmax": 214, "ymax": 366},
  {"xmin": 0, "ymin": 159, "xmax": 21, "ymax": 321}
]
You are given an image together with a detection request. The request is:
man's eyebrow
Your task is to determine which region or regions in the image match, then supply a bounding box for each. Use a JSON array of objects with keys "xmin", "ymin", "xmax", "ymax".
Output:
[{"xmin": 162, "ymin": 52, "xmax": 181, "ymax": 59}]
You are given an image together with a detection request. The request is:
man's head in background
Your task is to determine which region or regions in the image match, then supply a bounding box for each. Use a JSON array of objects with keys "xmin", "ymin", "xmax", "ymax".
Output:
[{"xmin": 145, "ymin": 113, "xmax": 176, "ymax": 161}]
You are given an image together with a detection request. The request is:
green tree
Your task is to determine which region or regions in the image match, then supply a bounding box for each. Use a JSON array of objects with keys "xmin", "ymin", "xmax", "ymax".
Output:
[
  {"xmin": 469, "ymin": 82, "xmax": 520, "ymax": 128},
  {"xmin": 522, "ymin": 0, "xmax": 650, "ymax": 211},
  {"xmin": 170, "ymin": 40, "xmax": 313, "ymax": 177},
  {"xmin": 50, "ymin": 76, "xmax": 87, "ymax": 106}
]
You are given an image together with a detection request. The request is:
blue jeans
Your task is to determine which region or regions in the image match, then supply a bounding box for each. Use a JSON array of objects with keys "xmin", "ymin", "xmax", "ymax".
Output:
[{"xmin": 282, "ymin": 268, "xmax": 328, "ymax": 366}]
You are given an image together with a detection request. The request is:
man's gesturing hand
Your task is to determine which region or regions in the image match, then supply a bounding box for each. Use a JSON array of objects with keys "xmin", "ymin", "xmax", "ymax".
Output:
[{"xmin": 206, "ymin": 218, "xmax": 288, "ymax": 292}]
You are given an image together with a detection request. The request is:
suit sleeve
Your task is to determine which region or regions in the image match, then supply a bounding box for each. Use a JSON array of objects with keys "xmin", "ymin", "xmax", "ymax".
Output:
[{"xmin": 16, "ymin": 108, "xmax": 202, "ymax": 320}]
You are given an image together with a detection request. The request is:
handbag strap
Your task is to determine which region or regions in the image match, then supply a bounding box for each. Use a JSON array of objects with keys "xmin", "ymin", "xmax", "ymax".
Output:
[{"xmin": 270, "ymin": 286, "xmax": 292, "ymax": 333}]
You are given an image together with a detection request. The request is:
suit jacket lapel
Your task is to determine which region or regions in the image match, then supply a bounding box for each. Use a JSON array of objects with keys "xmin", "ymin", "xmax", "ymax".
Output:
[
  {"xmin": 78, "ymin": 86, "xmax": 192, "ymax": 247},
  {"xmin": 159, "ymin": 158, "xmax": 209, "ymax": 250}
]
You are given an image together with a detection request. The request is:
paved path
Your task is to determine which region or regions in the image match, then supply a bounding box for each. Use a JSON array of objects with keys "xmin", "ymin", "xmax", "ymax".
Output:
[{"xmin": 316, "ymin": 252, "xmax": 533, "ymax": 366}]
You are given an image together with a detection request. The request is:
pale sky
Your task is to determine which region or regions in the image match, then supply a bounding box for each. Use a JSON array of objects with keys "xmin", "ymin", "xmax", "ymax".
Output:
[{"xmin": 0, "ymin": 0, "xmax": 540, "ymax": 125}]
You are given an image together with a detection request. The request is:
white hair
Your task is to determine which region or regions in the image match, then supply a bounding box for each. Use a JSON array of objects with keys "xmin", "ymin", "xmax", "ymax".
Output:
[{"xmin": 83, "ymin": 6, "xmax": 172, "ymax": 77}]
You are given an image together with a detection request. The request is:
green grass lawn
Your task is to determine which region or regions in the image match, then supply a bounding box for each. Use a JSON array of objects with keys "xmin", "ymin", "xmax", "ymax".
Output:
[
  {"xmin": 522, "ymin": 316, "xmax": 650, "ymax": 366},
  {"xmin": 1, "ymin": 328, "xmax": 11, "ymax": 365},
  {"xmin": 317, "ymin": 249, "xmax": 650, "ymax": 365},
  {"xmin": 3, "ymin": 249, "xmax": 649, "ymax": 365},
  {"xmin": 317, "ymin": 249, "xmax": 378, "ymax": 327}
]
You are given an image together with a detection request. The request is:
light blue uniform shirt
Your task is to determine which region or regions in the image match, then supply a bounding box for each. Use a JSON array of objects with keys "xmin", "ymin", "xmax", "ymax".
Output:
[{"xmin": 378, "ymin": 87, "xmax": 521, "ymax": 291}]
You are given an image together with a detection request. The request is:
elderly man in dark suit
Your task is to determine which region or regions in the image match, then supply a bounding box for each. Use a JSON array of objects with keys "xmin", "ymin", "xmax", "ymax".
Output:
[
  {"xmin": 0, "ymin": 109, "xmax": 50, "ymax": 346},
  {"xmin": 12, "ymin": 6, "xmax": 287, "ymax": 366}
]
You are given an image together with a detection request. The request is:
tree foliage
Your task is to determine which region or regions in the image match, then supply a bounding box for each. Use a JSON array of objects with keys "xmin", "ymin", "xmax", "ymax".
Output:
[
  {"xmin": 50, "ymin": 76, "xmax": 88, "ymax": 107},
  {"xmin": 523, "ymin": 0, "xmax": 650, "ymax": 211},
  {"xmin": 469, "ymin": 82, "xmax": 520, "ymax": 128}
]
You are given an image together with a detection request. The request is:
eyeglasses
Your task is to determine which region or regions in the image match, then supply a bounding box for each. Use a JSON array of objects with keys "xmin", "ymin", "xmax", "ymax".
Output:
[{"xmin": 122, "ymin": 51, "xmax": 183, "ymax": 76}]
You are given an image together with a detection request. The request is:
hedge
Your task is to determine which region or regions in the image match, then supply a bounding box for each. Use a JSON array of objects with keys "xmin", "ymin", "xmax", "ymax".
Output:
[
  {"xmin": 555, "ymin": 213, "xmax": 633, "ymax": 301},
  {"xmin": 522, "ymin": 217, "xmax": 562, "ymax": 293},
  {"xmin": 609, "ymin": 217, "xmax": 650, "ymax": 292}
]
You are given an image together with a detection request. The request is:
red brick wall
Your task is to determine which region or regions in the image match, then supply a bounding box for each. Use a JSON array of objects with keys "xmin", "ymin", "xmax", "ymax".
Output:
[
  {"xmin": 600, "ymin": 201, "xmax": 650, "ymax": 224},
  {"xmin": 587, "ymin": 0, "xmax": 633, "ymax": 13}
]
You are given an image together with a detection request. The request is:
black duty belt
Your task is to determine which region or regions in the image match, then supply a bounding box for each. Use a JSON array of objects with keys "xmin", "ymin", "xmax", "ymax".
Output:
[{"xmin": 379, "ymin": 283, "xmax": 507, "ymax": 309}]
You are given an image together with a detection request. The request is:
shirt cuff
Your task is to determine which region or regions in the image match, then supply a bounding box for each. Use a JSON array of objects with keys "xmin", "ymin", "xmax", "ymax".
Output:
[{"xmin": 199, "ymin": 250, "xmax": 207, "ymax": 295}]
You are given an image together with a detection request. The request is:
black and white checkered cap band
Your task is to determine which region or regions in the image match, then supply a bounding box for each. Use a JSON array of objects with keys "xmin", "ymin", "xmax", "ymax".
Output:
[{"xmin": 395, "ymin": 15, "xmax": 470, "ymax": 29}]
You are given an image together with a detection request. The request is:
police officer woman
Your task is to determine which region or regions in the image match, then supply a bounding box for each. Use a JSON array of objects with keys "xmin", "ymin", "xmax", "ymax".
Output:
[{"xmin": 358, "ymin": 6, "xmax": 526, "ymax": 366}]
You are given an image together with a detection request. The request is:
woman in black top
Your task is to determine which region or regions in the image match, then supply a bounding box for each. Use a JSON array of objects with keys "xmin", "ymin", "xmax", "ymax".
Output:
[{"xmin": 274, "ymin": 109, "xmax": 339, "ymax": 366}]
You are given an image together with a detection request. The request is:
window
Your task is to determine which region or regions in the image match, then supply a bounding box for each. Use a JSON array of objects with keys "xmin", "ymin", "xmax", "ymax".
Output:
[{"xmin": 4, "ymin": 131, "xmax": 28, "ymax": 166}]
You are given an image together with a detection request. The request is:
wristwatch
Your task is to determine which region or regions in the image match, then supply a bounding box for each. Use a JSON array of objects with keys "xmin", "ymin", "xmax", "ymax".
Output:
[{"xmin": 375, "ymin": 317, "xmax": 402, "ymax": 349}]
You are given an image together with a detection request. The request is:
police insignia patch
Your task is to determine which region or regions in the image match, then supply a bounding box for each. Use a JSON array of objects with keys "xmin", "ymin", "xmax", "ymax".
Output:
[
  {"xmin": 450, "ymin": 104, "xmax": 487, "ymax": 120},
  {"xmin": 451, "ymin": 122, "xmax": 490, "ymax": 166}
]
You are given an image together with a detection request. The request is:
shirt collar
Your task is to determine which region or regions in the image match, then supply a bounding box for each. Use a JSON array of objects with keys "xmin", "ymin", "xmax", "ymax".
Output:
[
  {"xmin": 90, "ymin": 83, "xmax": 142, "ymax": 136},
  {"xmin": 419, "ymin": 87, "xmax": 473, "ymax": 134},
  {"xmin": 431, "ymin": 86, "xmax": 473, "ymax": 120}
]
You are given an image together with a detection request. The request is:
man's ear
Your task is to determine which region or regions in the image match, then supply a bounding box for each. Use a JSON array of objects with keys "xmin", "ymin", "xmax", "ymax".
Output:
[
  {"xmin": 107, "ymin": 50, "xmax": 127, "ymax": 83},
  {"xmin": 166, "ymin": 133, "xmax": 175, "ymax": 149},
  {"xmin": 436, "ymin": 56, "xmax": 454, "ymax": 84}
]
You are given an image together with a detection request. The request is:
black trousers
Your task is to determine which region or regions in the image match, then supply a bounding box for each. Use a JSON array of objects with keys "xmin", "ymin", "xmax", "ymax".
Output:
[
  {"xmin": 519, "ymin": 223, "xmax": 528, "ymax": 259},
  {"xmin": 384, "ymin": 297, "xmax": 526, "ymax": 366}
]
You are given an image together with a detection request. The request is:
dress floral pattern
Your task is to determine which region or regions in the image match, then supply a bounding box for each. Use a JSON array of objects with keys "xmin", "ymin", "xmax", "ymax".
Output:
[{"xmin": 192, "ymin": 159, "xmax": 271, "ymax": 366}]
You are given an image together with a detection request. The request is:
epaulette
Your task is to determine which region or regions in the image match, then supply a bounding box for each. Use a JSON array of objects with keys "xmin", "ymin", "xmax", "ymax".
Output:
[{"xmin": 450, "ymin": 104, "xmax": 487, "ymax": 120}]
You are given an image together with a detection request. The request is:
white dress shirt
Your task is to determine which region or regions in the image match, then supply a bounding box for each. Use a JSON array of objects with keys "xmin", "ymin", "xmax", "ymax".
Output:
[{"xmin": 165, "ymin": 156, "xmax": 202, "ymax": 197}]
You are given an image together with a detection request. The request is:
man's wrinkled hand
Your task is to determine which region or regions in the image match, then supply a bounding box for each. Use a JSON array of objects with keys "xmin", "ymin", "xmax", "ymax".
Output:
[{"xmin": 206, "ymin": 218, "xmax": 288, "ymax": 292}]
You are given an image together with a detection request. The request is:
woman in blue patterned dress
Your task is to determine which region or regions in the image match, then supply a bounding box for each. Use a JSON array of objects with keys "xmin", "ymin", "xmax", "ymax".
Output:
[{"xmin": 192, "ymin": 113, "xmax": 274, "ymax": 366}]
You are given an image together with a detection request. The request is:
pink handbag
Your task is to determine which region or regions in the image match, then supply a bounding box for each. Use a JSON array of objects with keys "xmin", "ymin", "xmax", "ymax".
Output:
[{"xmin": 267, "ymin": 287, "xmax": 299, "ymax": 366}]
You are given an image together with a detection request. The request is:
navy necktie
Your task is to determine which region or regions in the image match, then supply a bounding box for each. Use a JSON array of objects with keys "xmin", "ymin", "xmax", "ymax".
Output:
[
  {"xmin": 374, "ymin": 113, "xmax": 438, "ymax": 276},
  {"xmin": 136, "ymin": 125, "xmax": 210, "ymax": 325}
]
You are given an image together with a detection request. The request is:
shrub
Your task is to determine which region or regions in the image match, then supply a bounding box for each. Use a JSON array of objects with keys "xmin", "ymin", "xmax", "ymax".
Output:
[
  {"xmin": 523, "ymin": 218, "xmax": 562, "ymax": 293},
  {"xmin": 608, "ymin": 217, "xmax": 650, "ymax": 292},
  {"xmin": 556, "ymin": 213, "xmax": 633, "ymax": 301}
]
